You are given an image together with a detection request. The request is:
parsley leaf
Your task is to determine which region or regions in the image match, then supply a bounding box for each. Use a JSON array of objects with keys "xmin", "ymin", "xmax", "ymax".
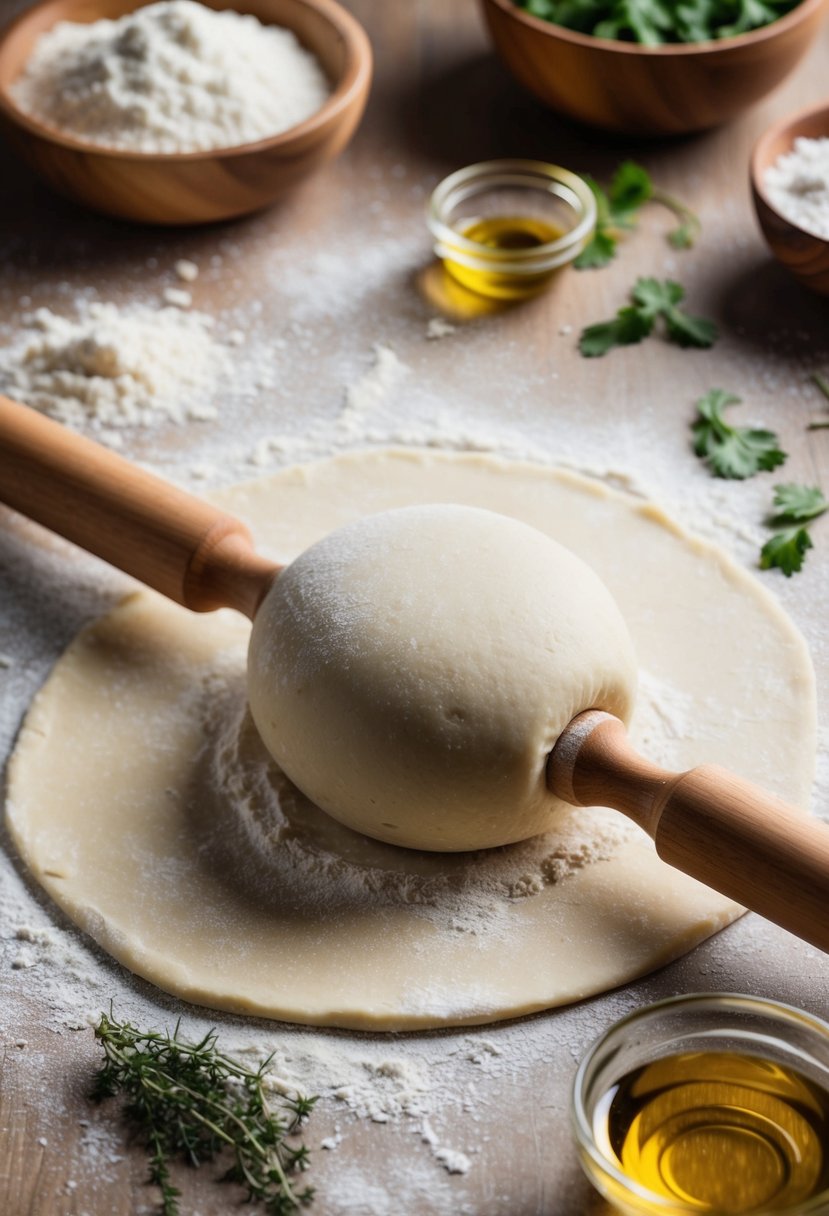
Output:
[
  {"xmin": 717, "ymin": 0, "xmax": 781, "ymax": 37},
  {"xmin": 631, "ymin": 276, "xmax": 681, "ymax": 317},
  {"xmin": 664, "ymin": 307, "xmax": 719, "ymax": 348},
  {"xmin": 606, "ymin": 160, "xmax": 653, "ymax": 220},
  {"xmin": 594, "ymin": 0, "xmax": 674, "ymax": 43},
  {"xmin": 521, "ymin": 0, "xmax": 560, "ymax": 16},
  {"xmin": 574, "ymin": 226, "xmax": 617, "ymax": 269},
  {"xmin": 580, "ymin": 278, "xmax": 717, "ymax": 357},
  {"xmin": 760, "ymin": 527, "xmax": 813, "ymax": 577},
  {"xmin": 631, "ymin": 279, "xmax": 717, "ymax": 346},
  {"xmin": 674, "ymin": 0, "xmax": 717, "ymax": 40},
  {"xmin": 691, "ymin": 389, "xmax": 786, "ymax": 479},
  {"xmin": 576, "ymin": 162, "xmax": 652, "ymax": 269},
  {"xmin": 579, "ymin": 306, "xmax": 653, "ymax": 357},
  {"xmin": 769, "ymin": 483, "xmax": 828, "ymax": 523},
  {"xmin": 513, "ymin": 0, "xmax": 800, "ymax": 44},
  {"xmin": 759, "ymin": 484, "xmax": 826, "ymax": 576},
  {"xmin": 666, "ymin": 214, "xmax": 697, "ymax": 248},
  {"xmin": 575, "ymin": 162, "xmax": 700, "ymax": 269}
]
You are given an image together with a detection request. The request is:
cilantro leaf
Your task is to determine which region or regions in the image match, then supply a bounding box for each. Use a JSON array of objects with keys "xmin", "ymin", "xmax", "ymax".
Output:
[
  {"xmin": 663, "ymin": 307, "xmax": 718, "ymax": 348},
  {"xmin": 717, "ymin": 0, "xmax": 780, "ymax": 37},
  {"xmin": 769, "ymin": 483, "xmax": 828, "ymax": 524},
  {"xmin": 674, "ymin": 0, "xmax": 717, "ymax": 40},
  {"xmin": 629, "ymin": 279, "xmax": 716, "ymax": 346},
  {"xmin": 631, "ymin": 276, "xmax": 683, "ymax": 317},
  {"xmin": 575, "ymin": 164, "xmax": 652, "ymax": 269},
  {"xmin": 580, "ymin": 278, "xmax": 718, "ymax": 357},
  {"xmin": 521, "ymin": 0, "xmax": 559, "ymax": 16},
  {"xmin": 666, "ymin": 215, "xmax": 698, "ymax": 248},
  {"xmin": 760, "ymin": 527, "xmax": 813, "ymax": 577},
  {"xmin": 691, "ymin": 389, "xmax": 786, "ymax": 479},
  {"xmin": 609, "ymin": 160, "xmax": 653, "ymax": 221},
  {"xmin": 579, "ymin": 306, "xmax": 653, "ymax": 357},
  {"xmin": 574, "ymin": 227, "xmax": 617, "ymax": 269},
  {"xmin": 513, "ymin": 0, "xmax": 800, "ymax": 43},
  {"xmin": 594, "ymin": 0, "xmax": 674, "ymax": 43},
  {"xmin": 574, "ymin": 162, "xmax": 699, "ymax": 269}
]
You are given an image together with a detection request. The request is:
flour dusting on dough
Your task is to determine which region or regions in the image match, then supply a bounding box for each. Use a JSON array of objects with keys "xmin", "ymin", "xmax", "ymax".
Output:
[{"xmin": 195, "ymin": 666, "xmax": 636, "ymax": 940}]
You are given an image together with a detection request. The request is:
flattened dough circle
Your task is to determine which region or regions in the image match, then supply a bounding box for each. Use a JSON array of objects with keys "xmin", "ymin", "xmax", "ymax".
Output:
[{"xmin": 6, "ymin": 450, "xmax": 817, "ymax": 1030}]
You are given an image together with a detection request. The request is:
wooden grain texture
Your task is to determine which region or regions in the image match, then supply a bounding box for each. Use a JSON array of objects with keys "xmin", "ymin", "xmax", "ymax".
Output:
[
  {"xmin": 1, "ymin": 0, "xmax": 829, "ymax": 1213},
  {"xmin": 480, "ymin": 0, "xmax": 829, "ymax": 134},
  {"xmin": 0, "ymin": 394, "xmax": 279, "ymax": 615},
  {"xmin": 751, "ymin": 98, "xmax": 829, "ymax": 294},
  {"xmin": 0, "ymin": 0, "xmax": 372, "ymax": 223},
  {"xmin": 551, "ymin": 712, "xmax": 829, "ymax": 952}
]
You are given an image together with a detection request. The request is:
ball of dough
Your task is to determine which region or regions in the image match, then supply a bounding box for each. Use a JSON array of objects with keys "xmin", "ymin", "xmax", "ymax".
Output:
[{"xmin": 247, "ymin": 505, "xmax": 637, "ymax": 852}]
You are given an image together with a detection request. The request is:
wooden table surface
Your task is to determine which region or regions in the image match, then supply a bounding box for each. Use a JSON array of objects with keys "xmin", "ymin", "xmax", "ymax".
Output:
[{"xmin": 1, "ymin": 2, "xmax": 829, "ymax": 1214}]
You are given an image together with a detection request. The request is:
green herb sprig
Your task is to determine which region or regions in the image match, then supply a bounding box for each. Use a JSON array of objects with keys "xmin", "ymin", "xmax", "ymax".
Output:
[
  {"xmin": 760, "ymin": 484, "xmax": 828, "ymax": 576},
  {"xmin": 575, "ymin": 161, "xmax": 700, "ymax": 270},
  {"xmin": 579, "ymin": 278, "xmax": 717, "ymax": 357},
  {"xmin": 691, "ymin": 389, "xmax": 787, "ymax": 479},
  {"xmin": 93, "ymin": 1011, "xmax": 317, "ymax": 1216},
  {"xmin": 809, "ymin": 371, "xmax": 829, "ymax": 429},
  {"xmin": 515, "ymin": 0, "xmax": 798, "ymax": 46}
]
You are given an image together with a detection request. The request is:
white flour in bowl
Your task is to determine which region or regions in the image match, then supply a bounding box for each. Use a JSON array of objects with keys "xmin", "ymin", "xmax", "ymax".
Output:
[
  {"xmin": 764, "ymin": 136, "xmax": 829, "ymax": 240},
  {"xmin": 11, "ymin": 0, "xmax": 330, "ymax": 153}
]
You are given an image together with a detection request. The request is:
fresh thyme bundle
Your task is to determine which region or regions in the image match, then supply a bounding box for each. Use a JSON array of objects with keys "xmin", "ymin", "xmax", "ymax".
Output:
[{"xmin": 93, "ymin": 1012, "xmax": 317, "ymax": 1216}]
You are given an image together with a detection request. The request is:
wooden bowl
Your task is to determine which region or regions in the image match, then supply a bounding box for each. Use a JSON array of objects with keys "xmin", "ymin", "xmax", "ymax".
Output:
[
  {"xmin": 751, "ymin": 99, "xmax": 829, "ymax": 294},
  {"xmin": 479, "ymin": 0, "xmax": 829, "ymax": 136},
  {"xmin": 0, "ymin": 0, "xmax": 372, "ymax": 224}
]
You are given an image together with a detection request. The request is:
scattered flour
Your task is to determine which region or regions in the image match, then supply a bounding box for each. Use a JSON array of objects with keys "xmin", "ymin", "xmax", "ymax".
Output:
[
  {"xmin": 764, "ymin": 137, "xmax": 829, "ymax": 240},
  {"xmin": 162, "ymin": 286, "xmax": 192, "ymax": 308},
  {"xmin": 0, "ymin": 300, "xmax": 231, "ymax": 430},
  {"xmin": 251, "ymin": 342, "xmax": 416, "ymax": 466},
  {"xmin": 174, "ymin": 259, "xmax": 199, "ymax": 283},
  {"xmin": 195, "ymin": 671, "xmax": 636, "ymax": 939},
  {"xmin": 11, "ymin": 0, "xmax": 330, "ymax": 153},
  {"xmin": 426, "ymin": 317, "xmax": 457, "ymax": 340},
  {"xmin": 340, "ymin": 344, "xmax": 410, "ymax": 432},
  {"xmin": 421, "ymin": 1119, "xmax": 472, "ymax": 1174},
  {"xmin": 0, "ymin": 194, "xmax": 827, "ymax": 1216}
]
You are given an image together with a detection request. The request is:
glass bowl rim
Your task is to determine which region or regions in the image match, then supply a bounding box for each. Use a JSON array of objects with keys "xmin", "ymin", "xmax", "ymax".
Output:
[{"xmin": 427, "ymin": 158, "xmax": 597, "ymax": 263}]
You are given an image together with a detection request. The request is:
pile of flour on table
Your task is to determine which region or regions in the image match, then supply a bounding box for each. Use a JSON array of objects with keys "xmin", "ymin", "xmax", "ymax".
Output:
[
  {"xmin": 11, "ymin": 0, "xmax": 330, "ymax": 153},
  {"xmin": 0, "ymin": 299, "xmax": 236, "ymax": 432}
]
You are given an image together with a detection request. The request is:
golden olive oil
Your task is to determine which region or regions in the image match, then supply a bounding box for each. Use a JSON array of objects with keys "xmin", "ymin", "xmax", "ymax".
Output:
[
  {"xmin": 598, "ymin": 1050, "xmax": 829, "ymax": 1214},
  {"xmin": 443, "ymin": 215, "xmax": 565, "ymax": 300}
]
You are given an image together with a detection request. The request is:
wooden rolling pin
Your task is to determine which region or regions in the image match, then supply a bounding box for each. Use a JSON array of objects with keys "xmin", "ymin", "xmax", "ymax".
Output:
[
  {"xmin": 548, "ymin": 711, "xmax": 829, "ymax": 953},
  {"xmin": 1, "ymin": 392, "xmax": 828, "ymax": 952},
  {"xmin": 0, "ymin": 392, "xmax": 280, "ymax": 620}
]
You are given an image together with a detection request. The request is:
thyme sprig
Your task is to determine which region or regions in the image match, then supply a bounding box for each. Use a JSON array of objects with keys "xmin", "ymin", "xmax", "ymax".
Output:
[{"xmin": 92, "ymin": 1011, "xmax": 317, "ymax": 1216}]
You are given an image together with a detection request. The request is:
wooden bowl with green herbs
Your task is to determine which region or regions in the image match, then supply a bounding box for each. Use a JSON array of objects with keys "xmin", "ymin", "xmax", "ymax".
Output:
[
  {"xmin": 0, "ymin": 0, "xmax": 372, "ymax": 224},
  {"xmin": 480, "ymin": 0, "xmax": 829, "ymax": 135}
]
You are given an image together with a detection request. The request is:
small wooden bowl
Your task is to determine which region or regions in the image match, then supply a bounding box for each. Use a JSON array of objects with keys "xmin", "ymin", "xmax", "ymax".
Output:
[
  {"xmin": 479, "ymin": 0, "xmax": 829, "ymax": 136},
  {"xmin": 751, "ymin": 99, "xmax": 829, "ymax": 295},
  {"xmin": 0, "ymin": 0, "xmax": 372, "ymax": 225}
]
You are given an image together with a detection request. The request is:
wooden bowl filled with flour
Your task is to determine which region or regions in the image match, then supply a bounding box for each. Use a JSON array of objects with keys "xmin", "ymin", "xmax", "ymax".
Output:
[
  {"xmin": 751, "ymin": 99, "xmax": 829, "ymax": 295},
  {"xmin": 0, "ymin": 0, "xmax": 372, "ymax": 224}
]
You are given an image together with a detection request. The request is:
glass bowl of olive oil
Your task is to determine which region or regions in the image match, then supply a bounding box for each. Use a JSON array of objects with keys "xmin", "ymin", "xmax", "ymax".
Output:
[
  {"xmin": 427, "ymin": 159, "xmax": 596, "ymax": 300},
  {"xmin": 572, "ymin": 993, "xmax": 829, "ymax": 1216}
]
